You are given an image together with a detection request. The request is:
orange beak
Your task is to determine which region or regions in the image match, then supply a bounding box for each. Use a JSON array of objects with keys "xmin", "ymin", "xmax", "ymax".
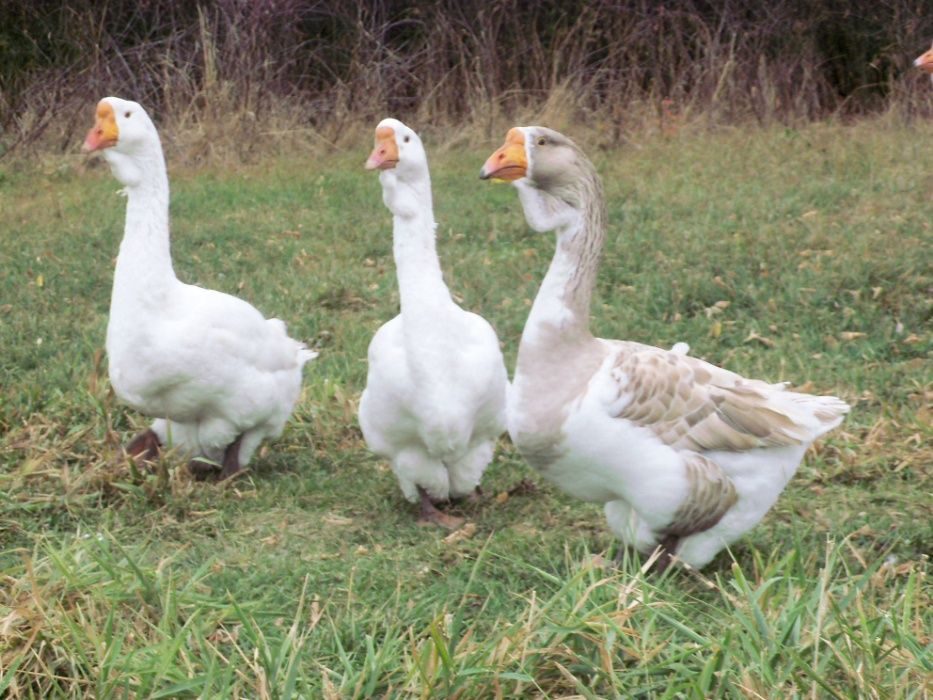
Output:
[
  {"xmin": 365, "ymin": 126, "xmax": 399, "ymax": 170},
  {"xmin": 480, "ymin": 128, "xmax": 527, "ymax": 181},
  {"xmin": 915, "ymin": 46, "xmax": 933, "ymax": 74},
  {"xmin": 83, "ymin": 100, "xmax": 119, "ymax": 152}
]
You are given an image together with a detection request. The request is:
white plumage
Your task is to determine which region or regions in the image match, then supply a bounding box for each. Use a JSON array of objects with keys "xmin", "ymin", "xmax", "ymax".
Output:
[
  {"xmin": 359, "ymin": 118, "xmax": 508, "ymax": 527},
  {"xmin": 481, "ymin": 126, "xmax": 849, "ymax": 569},
  {"xmin": 84, "ymin": 96, "xmax": 315, "ymax": 478}
]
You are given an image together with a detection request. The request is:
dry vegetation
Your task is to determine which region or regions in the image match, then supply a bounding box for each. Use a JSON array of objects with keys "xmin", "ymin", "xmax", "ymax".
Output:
[{"xmin": 2, "ymin": 0, "xmax": 932, "ymax": 162}]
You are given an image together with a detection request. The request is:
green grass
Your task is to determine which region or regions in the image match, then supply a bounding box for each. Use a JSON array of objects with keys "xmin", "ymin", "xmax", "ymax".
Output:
[{"xmin": 1, "ymin": 119, "xmax": 930, "ymax": 698}]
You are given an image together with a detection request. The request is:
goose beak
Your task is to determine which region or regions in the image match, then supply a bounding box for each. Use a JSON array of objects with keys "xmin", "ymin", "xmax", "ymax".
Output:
[
  {"xmin": 915, "ymin": 47, "xmax": 933, "ymax": 74},
  {"xmin": 365, "ymin": 126, "xmax": 399, "ymax": 170},
  {"xmin": 83, "ymin": 100, "xmax": 119, "ymax": 152},
  {"xmin": 480, "ymin": 128, "xmax": 527, "ymax": 181}
]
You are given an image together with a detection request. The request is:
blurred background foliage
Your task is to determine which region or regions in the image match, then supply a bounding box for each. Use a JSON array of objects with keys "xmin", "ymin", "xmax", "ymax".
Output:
[{"xmin": 1, "ymin": 0, "xmax": 931, "ymax": 158}]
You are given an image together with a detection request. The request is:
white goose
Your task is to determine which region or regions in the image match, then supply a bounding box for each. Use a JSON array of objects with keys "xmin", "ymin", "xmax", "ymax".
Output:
[
  {"xmin": 83, "ymin": 97, "xmax": 315, "ymax": 478},
  {"xmin": 481, "ymin": 126, "xmax": 849, "ymax": 569},
  {"xmin": 915, "ymin": 41, "xmax": 933, "ymax": 83},
  {"xmin": 359, "ymin": 118, "xmax": 508, "ymax": 528}
]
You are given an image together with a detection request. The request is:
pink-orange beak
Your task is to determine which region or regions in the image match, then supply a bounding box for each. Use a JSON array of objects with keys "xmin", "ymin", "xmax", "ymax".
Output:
[
  {"xmin": 365, "ymin": 126, "xmax": 399, "ymax": 170},
  {"xmin": 83, "ymin": 100, "xmax": 119, "ymax": 152},
  {"xmin": 915, "ymin": 46, "xmax": 933, "ymax": 74},
  {"xmin": 480, "ymin": 128, "xmax": 527, "ymax": 181}
]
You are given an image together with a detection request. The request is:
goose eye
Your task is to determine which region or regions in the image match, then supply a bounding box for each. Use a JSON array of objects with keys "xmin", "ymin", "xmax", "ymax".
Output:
[
  {"xmin": 536, "ymin": 136, "xmax": 547, "ymax": 146},
  {"xmin": 403, "ymin": 135, "xmax": 410, "ymax": 143},
  {"xmin": 124, "ymin": 111, "xmax": 131, "ymax": 118}
]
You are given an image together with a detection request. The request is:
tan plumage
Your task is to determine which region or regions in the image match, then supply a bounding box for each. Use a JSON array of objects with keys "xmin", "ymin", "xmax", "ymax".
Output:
[
  {"xmin": 606, "ymin": 343, "xmax": 833, "ymax": 452},
  {"xmin": 662, "ymin": 453, "xmax": 737, "ymax": 540},
  {"xmin": 481, "ymin": 126, "xmax": 850, "ymax": 569}
]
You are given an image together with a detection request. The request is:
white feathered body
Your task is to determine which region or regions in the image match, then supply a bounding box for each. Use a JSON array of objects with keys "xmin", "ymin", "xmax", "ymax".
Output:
[
  {"xmin": 108, "ymin": 278, "xmax": 314, "ymax": 465},
  {"xmin": 511, "ymin": 333, "xmax": 847, "ymax": 569},
  {"xmin": 359, "ymin": 127, "xmax": 507, "ymax": 503},
  {"xmin": 360, "ymin": 305, "xmax": 507, "ymax": 502},
  {"xmin": 100, "ymin": 103, "xmax": 314, "ymax": 467}
]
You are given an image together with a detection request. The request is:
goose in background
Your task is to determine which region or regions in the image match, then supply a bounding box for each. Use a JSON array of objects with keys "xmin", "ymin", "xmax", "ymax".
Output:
[
  {"xmin": 481, "ymin": 126, "xmax": 849, "ymax": 569},
  {"xmin": 83, "ymin": 97, "xmax": 315, "ymax": 479},
  {"xmin": 359, "ymin": 118, "xmax": 508, "ymax": 528},
  {"xmin": 915, "ymin": 41, "xmax": 933, "ymax": 82}
]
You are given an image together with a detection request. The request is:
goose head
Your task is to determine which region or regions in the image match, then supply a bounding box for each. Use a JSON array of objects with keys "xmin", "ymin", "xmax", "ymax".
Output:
[
  {"xmin": 481, "ymin": 126, "xmax": 601, "ymax": 226},
  {"xmin": 915, "ymin": 42, "xmax": 933, "ymax": 82},
  {"xmin": 365, "ymin": 118, "xmax": 429, "ymax": 182},
  {"xmin": 365, "ymin": 118, "xmax": 431, "ymax": 217},
  {"xmin": 83, "ymin": 97, "xmax": 162, "ymax": 188}
]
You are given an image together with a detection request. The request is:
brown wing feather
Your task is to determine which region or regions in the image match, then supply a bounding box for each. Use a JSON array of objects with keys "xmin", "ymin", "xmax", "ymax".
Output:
[
  {"xmin": 606, "ymin": 345, "xmax": 811, "ymax": 453},
  {"xmin": 600, "ymin": 343, "xmax": 847, "ymax": 545},
  {"xmin": 660, "ymin": 452, "xmax": 738, "ymax": 538}
]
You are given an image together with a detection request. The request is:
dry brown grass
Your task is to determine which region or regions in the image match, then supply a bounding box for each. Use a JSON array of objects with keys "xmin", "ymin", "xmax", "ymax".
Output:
[{"xmin": 2, "ymin": 0, "xmax": 932, "ymax": 163}]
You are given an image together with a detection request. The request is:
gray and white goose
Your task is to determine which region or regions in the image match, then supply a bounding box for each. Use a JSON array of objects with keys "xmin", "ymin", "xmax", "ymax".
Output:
[{"xmin": 481, "ymin": 126, "xmax": 849, "ymax": 570}]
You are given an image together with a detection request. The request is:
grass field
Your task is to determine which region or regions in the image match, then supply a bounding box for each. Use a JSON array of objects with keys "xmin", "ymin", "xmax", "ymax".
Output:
[{"xmin": 0, "ymin": 119, "xmax": 930, "ymax": 698}]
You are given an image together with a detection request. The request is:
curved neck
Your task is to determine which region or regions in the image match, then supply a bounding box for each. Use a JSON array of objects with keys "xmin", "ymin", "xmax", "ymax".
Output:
[
  {"xmin": 522, "ymin": 177, "xmax": 606, "ymax": 348},
  {"xmin": 383, "ymin": 173, "xmax": 453, "ymax": 318},
  {"xmin": 111, "ymin": 148, "xmax": 177, "ymax": 312},
  {"xmin": 393, "ymin": 219, "xmax": 451, "ymax": 312}
]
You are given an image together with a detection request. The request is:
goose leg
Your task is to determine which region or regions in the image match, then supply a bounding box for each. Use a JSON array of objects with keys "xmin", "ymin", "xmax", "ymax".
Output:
[
  {"xmin": 125, "ymin": 429, "xmax": 160, "ymax": 462},
  {"xmin": 449, "ymin": 485, "xmax": 483, "ymax": 505},
  {"xmin": 187, "ymin": 459, "xmax": 215, "ymax": 481},
  {"xmin": 653, "ymin": 534, "xmax": 680, "ymax": 573},
  {"xmin": 188, "ymin": 435, "xmax": 245, "ymax": 481},
  {"xmin": 612, "ymin": 543, "xmax": 638, "ymax": 568},
  {"xmin": 417, "ymin": 487, "xmax": 463, "ymax": 530},
  {"xmin": 218, "ymin": 434, "xmax": 244, "ymax": 480}
]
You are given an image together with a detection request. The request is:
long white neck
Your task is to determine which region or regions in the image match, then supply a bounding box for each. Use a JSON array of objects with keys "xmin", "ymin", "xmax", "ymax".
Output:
[
  {"xmin": 382, "ymin": 171, "xmax": 454, "ymax": 323},
  {"xmin": 109, "ymin": 146, "xmax": 177, "ymax": 320}
]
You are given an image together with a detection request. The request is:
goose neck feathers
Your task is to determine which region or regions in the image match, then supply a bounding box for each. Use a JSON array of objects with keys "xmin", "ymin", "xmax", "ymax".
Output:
[
  {"xmin": 87, "ymin": 98, "xmax": 177, "ymax": 305},
  {"xmin": 367, "ymin": 119, "xmax": 451, "ymax": 313},
  {"xmin": 502, "ymin": 127, "xmax": 607, "ymax": 343},
  {"xmin": 523, "ymin": 126, "xmax": 604, "ymax": 215}
]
